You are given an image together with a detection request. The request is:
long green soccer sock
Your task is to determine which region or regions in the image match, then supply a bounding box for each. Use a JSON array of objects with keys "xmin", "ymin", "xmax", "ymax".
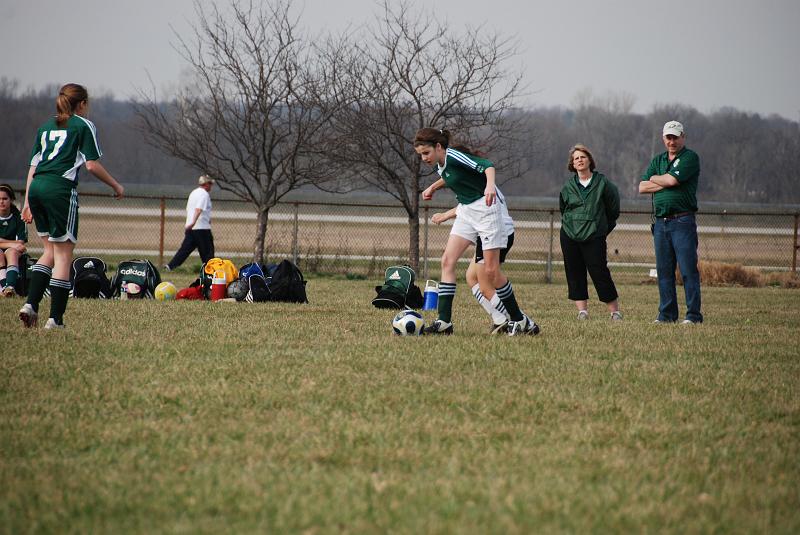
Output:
[
  {"xmin": 48, "ymin": 279, "xmax": 71, "ymax": 325},
  {"xmin": 5, "ymin": 266, "xmax": 19, "ymax": 288},
  {"xmin": 437, "ymin": 282, "xmax": 456, "ymax": 324},
  {"xmin": 26, "ymin": 265, "xmax": 53, "ymax": 313},
  {"xmin": 496, "ymin": 281, "xmax": 524, "ymax": 322}
]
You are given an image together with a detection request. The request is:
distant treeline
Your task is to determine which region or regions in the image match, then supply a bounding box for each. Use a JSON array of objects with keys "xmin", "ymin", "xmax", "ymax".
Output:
[{"xmin": 2, "ymin": 81, "xmax": 798, "ymax": 205}]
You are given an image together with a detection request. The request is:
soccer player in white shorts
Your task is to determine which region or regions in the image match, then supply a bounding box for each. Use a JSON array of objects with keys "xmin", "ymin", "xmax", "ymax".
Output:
[{"xmin": 414, "ymin": 127, "xmax": 539, "ymax": 336}]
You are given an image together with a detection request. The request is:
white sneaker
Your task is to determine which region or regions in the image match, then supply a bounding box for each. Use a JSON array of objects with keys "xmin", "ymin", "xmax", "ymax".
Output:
[
  {"xmin": 681, "ymin": 319, "xmax": 701, "ymax": 325},
  {"xmin": 19, "ymin": 303, "xmax": 38, "ymax": 328},
  {"xmin": 610, "ymin": 311, "xmax": 623, "ymax": 321},
  {"xmin": 577, "ymin": 310, "xmax": 589, "ymax": 320},
  {"xmin": 44, "ymin": 318, "xmax": 65, "ymax": 330}
]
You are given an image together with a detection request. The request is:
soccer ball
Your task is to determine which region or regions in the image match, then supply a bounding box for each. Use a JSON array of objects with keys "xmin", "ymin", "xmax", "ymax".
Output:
[
  {"xmin": 227, "ymin": 279, "xmax": 247, "ymax": 301},
  {"xmin": 154, "ymin": 281, "xmax": 177, "ymax": 301},
  {"xmin": 392, "ymin": 309, "xmax": 425, "ymax": 336}
]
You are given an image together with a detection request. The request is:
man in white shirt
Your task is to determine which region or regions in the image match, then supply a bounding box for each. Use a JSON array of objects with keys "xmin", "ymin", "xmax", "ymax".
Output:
[{"xmin": 164, "ymin": 175, "xmax": 215, "ymax": 270}]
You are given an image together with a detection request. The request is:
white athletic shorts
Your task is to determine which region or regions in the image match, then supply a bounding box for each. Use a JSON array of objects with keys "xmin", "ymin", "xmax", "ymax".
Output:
[{"xmin": 451, "ymin": 196, "xmax": 508, "ymax": 250}]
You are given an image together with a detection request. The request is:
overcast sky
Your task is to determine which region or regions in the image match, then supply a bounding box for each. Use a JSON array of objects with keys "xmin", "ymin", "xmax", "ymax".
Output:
[{"xmin": 2, "ymin": 0, "xmax": 798, "ymax": 121}]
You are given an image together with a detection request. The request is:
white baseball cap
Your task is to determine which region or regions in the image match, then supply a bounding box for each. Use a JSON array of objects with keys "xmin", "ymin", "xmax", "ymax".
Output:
[
  {"xmin": 198, "ymin": 174, "xmax": 215, "ymax": 185},
  {"xmin": 663, "ymin": 120, "xmax": 684, "ymax": 137}
]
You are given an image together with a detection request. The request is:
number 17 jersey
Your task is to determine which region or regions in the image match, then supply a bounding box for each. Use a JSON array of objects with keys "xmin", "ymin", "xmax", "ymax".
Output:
[{"xmin": 29, "ymin": 114, "xmax": 103, "ymax": 185}]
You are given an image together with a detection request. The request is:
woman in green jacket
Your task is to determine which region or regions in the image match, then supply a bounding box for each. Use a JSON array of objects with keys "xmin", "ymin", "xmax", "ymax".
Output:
[{"xmin": 559, "ymin": 144, "xmax": 622, "ymax": 321}]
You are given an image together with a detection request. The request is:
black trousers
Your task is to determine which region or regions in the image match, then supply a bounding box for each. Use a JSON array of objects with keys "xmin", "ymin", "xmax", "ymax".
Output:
[
  {"xmin": 167, "ymin": 229, "xmax": 215, "ymax": 269},
  {"xmin": 560, "ymin": 229, "xmax": 618, "ymax": 303}
]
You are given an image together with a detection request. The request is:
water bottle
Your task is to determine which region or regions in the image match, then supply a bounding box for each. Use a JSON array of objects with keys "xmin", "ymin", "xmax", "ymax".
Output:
[{"xmin": 423, "ymin": 280, "xmax": 439, "ymax": 311}]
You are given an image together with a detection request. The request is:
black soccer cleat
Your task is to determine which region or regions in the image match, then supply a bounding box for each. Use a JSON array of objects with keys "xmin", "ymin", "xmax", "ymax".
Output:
[
  {"xmin": 423, "ymin": 319, "xmax": 454, "ymax": 335},
  {"xmin": 490, "ymin": 320, "xmax": 509, "ymax": 335},
  {"xmin": 507, "ymin": 315, "xmax": 540, "ymax": 336}
]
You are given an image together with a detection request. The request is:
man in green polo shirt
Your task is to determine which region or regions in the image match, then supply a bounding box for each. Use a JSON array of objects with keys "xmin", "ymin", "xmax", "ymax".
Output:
[{"xmin": 639, "ymin": 120, "xmax": 703, "ymax": 324}]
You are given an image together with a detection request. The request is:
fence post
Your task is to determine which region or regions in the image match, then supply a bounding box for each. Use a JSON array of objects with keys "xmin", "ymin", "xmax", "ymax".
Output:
[
  {"xmin": 423, "ymin": 206, "xmax": 429, "ymax": 281},
  {"xmin": 546, "ymin": 209, "xmax": 555, "ymax": 284},
  {"xmin": 158, "ymin": 197, "xmax": 166, "ymax": 267},
  {"xmin": 292, "ymin": 202, "xmax": 299, "ymax": 266},
  {"xmin": 793, "ymin": 213, "xmax": 799, "ymax": 273}
]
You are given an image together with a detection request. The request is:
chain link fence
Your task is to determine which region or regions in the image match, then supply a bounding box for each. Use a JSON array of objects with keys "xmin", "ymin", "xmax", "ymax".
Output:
[{"xmin": 18, "ymin": 192, "xmax": 800, "ymax": 279}]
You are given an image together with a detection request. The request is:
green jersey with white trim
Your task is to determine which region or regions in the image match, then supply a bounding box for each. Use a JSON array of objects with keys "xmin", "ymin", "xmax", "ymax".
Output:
[
  {"xmin": 0, "ymin": 211, "xmax": 27, "ymax": 242},
  {"xmin": 29, "ymin": 115, "xmax": 102, "ymax": 186},
  {"xmin": 437, "ymin": 148, "xmax": 495, "ymax": 205}
]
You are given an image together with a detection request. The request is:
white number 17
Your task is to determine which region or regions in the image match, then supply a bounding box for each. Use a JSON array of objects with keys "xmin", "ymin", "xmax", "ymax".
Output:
[{"xmin": 40, "ymin": 130, "xmax": 68, "ymax": 160}]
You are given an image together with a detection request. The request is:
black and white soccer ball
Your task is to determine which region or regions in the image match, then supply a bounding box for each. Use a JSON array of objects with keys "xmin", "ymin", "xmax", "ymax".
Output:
[
  {"xmin": 227, "ymin": 278, "xmax": 248, "ymax": 301},
  {"xmin": 392, "ymin": 309, "xmax": 425, "ymax": 336}
]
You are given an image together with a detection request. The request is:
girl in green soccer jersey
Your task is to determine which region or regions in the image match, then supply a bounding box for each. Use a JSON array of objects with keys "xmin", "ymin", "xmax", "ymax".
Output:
[
  {"xmin": 414, "ymin": 128, "xmax": 539, "ymax": 336},
  {"xmin": 0, "ymin": 184, "xmax": 27, "ymax": 297},
  {"xmin": 19, "ymin": 83, "xmax": 124, "ymax": 329}
]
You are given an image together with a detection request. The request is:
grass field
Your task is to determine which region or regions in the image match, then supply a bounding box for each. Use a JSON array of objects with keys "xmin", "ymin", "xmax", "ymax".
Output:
[{"xmin": 1, "ymin": 275, "xmax": 799, "ymax": 534}]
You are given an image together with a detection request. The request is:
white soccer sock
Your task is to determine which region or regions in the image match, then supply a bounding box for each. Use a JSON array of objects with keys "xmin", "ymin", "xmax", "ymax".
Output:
[
  {"xmin": 0, "ymin": 267, "xmax": 6, "ymax": 286},
  {"xmin": 473, "ymin": 283, "xmax": 507, "ymax": 324},
  {"xmin": 490, "ymin": 293, "xmax": 511, "ymax": 321}
]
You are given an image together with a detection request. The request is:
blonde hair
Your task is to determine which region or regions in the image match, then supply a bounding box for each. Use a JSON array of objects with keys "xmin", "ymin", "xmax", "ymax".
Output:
[{"xmin": 567, "ymin": 144, "xmax": 596, "ymax": 173}]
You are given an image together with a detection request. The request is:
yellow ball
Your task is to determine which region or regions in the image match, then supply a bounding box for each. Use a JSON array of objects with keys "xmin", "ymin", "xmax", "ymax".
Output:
[{"xmin": 154, "ymin": 281, "xmax": 177, "ymax": 301}]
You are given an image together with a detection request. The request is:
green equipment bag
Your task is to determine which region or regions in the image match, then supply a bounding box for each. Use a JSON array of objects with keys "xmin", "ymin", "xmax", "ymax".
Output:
[
  {"xmin": 110, "ymin": 259, "xmax": 161, "ymax": 299},
  {"xmin": 372, "ymin": 265, "xmax": 424, "ymax": 309}
]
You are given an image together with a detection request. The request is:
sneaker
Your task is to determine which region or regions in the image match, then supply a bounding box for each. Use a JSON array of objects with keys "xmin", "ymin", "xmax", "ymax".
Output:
[
  {"xmin": 2, "ymin": 286, "xmax": 15, "ymax": 297},
  {"xmin": 508, "ymin": 315, "xmax": 540, "ymax": 336},
  {"xmin": 423, "ymin": 319, "xmax": 454, "ymax": 335},
  {"xmin": 490, "ymin": 320, "xmax": 509, "ymax": 335},
  {"xmin": 44, "ymin": 318, "xmax": 65, "ymax": 330},
  {"xmin": 610, "ymin": 311, "xmax": 623, "ymax": 321},
  {"xmin": 577, "ymin": 310, "xmax": 589, "ymax": 320},
  {"xmin": 681, "ymin": 319, "xmax": 701, "ymax": 325},
  {"xmin": 162, "ymin": 265, "xmax": 171, "ymax": 272},
  {"xmin": 19, "ymin": 303, "xmax": 38, "ymax": 328}
]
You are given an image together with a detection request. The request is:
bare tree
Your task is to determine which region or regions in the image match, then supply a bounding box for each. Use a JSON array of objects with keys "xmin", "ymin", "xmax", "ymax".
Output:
[
  {"xmin": 319, "ymin": 0, "xmax": 524, "ymax": 270},
  {"xmin": 134, "ymin": 0, "xmax": 345, "ymax": 263}
]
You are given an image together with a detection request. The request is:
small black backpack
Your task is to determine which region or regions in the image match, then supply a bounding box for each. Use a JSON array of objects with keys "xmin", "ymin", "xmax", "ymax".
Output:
[
  {"xmin": 70, "ymin": 256, "xmax": 112, "ymax": 298},
  {"xmin": 266, "ymin": 260, "xmax": 308, "ymax": 303}
]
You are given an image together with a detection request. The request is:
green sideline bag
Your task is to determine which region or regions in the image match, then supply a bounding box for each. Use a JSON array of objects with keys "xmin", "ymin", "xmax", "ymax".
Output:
[
  {"xmin": 372, "ymin": 265, "xmax": 423, "ymax": 309},
  {"xmin": 110, "ymin": 259, "xmax": 161, "ymax": 299}
]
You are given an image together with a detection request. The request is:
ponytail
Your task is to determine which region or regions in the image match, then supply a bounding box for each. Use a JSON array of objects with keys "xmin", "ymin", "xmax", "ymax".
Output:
[
  {"xmin": 55, "ymin": 83, "xmax": 89, "ymax": 127},
  {"xmin": 450, "ymin": 143, "xmax": 485, "ymax": 158}
]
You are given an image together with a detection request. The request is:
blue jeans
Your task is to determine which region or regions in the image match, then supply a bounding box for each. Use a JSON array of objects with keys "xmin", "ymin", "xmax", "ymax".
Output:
[{"xmin": 653, "ymin": 214, "xmax": 702, "ymax": 322}]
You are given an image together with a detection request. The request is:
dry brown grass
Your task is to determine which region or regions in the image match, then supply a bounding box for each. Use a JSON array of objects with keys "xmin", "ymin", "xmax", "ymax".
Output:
[
  {"xmin": 764, "ymin": 270, "xmax": 800, "ymax": 288},
  {"xmin": 672, "ymin": 261, "xmax": 800, "ymax": 288}
]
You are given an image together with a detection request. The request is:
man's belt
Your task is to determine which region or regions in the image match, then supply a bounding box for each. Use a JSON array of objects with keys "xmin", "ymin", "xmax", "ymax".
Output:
[{"xmin": 663, "ymin": 211, "xmax": 693, "ymax": 220}]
